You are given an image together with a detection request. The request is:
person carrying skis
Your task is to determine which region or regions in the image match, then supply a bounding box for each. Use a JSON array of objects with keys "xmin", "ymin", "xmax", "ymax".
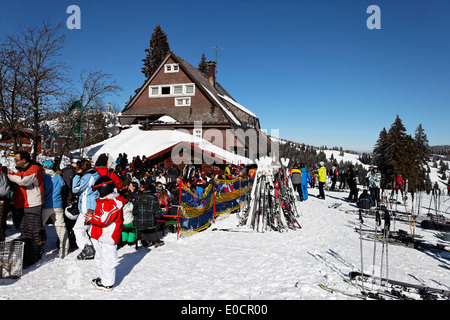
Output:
[
  {"xmin": 299, "ymin": 163, "xmax": 311, "ymax": 201},
  {"xmin": 86, "ymin": 176, "xmax": 125, "ymax": 292},
  {"xmin": 290, "ymin": 164, "xmax": 303, "ymax": 200}
]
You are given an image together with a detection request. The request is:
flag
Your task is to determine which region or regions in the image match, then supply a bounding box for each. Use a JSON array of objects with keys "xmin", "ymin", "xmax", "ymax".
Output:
[{"xmin": 69, "ymin": 100, "xmax": 83, "ymax": 141}]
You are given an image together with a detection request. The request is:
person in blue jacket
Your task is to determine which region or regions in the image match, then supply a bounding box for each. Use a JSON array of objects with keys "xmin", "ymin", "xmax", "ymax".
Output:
[
  {"xmin": 42, "ymin": 160, "xmax": 69, "ymax": 258},
  {"xmin": 72, "ymin": 159, "xmax": 99, "ymax": 260},
  {"xmin": 300, "ymin": 163, "xmax": 311, "ymax": 201}
]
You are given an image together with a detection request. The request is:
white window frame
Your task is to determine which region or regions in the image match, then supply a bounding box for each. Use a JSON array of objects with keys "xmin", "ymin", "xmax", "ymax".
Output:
[
  {"xmin": 149, "ymin": 83, "xmax": 195, "ymax": 98},
  {"xmin": 173, "ymin": 85, "xmax": 183, "ymax": 95},
  {"xmin": 150, "ymin": 86, "xmax": 159, "ymax": 96},
  {"xmin": 175, "ymin": 97, "xmax": 191, "ymax": 107},
  {"xmin": 165, "ymin": 63, "xmax": 179, "ymax": 73}
]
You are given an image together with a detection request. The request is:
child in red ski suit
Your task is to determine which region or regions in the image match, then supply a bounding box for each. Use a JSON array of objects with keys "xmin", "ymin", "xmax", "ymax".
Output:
[{"xmin": 86, "ymin": 176, "xmax": 125, "ymax": 291}]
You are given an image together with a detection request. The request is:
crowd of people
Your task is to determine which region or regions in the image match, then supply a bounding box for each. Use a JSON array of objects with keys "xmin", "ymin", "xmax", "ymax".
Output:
[
  {"xmin": 0, "ymin": 150, "xmax": 415, "ymax": 291},
  {"xmin": 287, "ymin": 161, "xmax": 407, "ymax": 212},
  {"xmin": 0, "ymin": 150, "xmax": 252, "ymax": 291}
]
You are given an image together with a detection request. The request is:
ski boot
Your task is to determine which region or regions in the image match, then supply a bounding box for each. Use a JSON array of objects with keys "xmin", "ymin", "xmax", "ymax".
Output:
[{"xmin": 77, "ymin": 244, "xmax": 95, "ymax": 260}]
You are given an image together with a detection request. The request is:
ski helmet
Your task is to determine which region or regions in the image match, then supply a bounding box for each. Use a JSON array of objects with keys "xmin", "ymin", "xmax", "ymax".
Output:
[
  {"xmin": 64, "ymin": 204, "xmax": 80, "ymax": 220},
  {"xmin": 92, "ymin": 176, "xmax": 115, "ymax": 197}
]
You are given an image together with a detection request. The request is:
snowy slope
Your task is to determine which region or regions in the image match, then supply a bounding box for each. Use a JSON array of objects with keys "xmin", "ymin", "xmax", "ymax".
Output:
[
  {"xmin": 1, "ymin": 186, "xmax": 448, "ymax": 301},
  {"xmin": 322, "ymin": 150, "xmax": 368, "ymax": 169}
]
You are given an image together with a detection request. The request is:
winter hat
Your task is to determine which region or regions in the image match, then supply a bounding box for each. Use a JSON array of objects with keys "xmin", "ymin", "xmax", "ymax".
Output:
[
  {"xmin": 319, "ymin": 161, "xmax": 325, "ymax": 167},
  {"xmin": 70, "ymin": 154, "xmax": 83, "ymax": 163},
  {"xmin": 43, "ymin": 160, "xmax": 54, "ymax": 169},
  {"xmin": 95, "ymin": 154, "xmax": 108, "ymax": 167}
]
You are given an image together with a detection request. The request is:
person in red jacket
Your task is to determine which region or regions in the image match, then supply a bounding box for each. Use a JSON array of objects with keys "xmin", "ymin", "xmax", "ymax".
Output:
[
  {"xmin": 395, "ymin": 175, "xmax": 404, "ymax": 198},
  {"xmin": 86, "ymin": 176, "xmax": 125, "ymax": 292},
  {"xmin": 7, "ymin": 151, "xmax": 45, "ymax": 266},
  {"xmin": 94, "ymin": 153, "xmax": 123, "ymax": 190}
]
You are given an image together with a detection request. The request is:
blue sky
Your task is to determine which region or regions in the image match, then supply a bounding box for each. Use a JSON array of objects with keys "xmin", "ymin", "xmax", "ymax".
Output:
[{"xmin": 1, "ymin": 0, "xmax": 449, "ymax": 152}]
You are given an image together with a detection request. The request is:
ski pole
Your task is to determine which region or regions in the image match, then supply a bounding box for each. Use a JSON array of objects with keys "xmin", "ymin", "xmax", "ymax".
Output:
[
  {"xmin": 381, "ymin": 209, "xmax": 390, "ymax": 288},
  {"xmin": 359, "ymin": 209, "xmax": 364, "ymax": 288},
  {"xmin": 371, "ymin": 210, "xmax": 381, "ymax": 290},
  {"xmin": 403, "ymin": 193, "xmax": 414, "ymax": 239}
]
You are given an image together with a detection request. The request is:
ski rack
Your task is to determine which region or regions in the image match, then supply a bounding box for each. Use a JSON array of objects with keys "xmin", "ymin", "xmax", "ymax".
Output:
[{"xmin": 241, "ymin": 156, "xmax": 302, "ymax": 232}]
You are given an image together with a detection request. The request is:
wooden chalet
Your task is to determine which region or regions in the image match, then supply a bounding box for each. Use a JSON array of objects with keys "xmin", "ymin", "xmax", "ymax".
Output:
[
  {"xmin": 119, "ymin": 52, "xmax": 275, "ymax": 164},
  {"xmin": 0, "ymin": 128, "xmax": 67, "ymax": 157},
  {"xmin": 0, "ymin": 128, "xmax": 42, "ymax": 155}
]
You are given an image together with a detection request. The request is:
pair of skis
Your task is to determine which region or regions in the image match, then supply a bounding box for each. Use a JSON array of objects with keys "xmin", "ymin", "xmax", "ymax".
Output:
[
  {"xmin": 328, "ymin": 202, "xmax": 342, "ymax": 209},
  {"xmin": 320, "ymin": 271, "xmax": 450, "ymax": 300},
  {"xmin": 348, "ymin": 271, "xmax": 450, "ymax": 299}
]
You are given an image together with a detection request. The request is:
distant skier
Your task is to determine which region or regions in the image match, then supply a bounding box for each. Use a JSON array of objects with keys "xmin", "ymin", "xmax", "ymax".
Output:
[
  {"xmin": 366, "ymin": 166, "xmax": 381, "ymax": 207},
  {"xmin": 290, "ymin": 164, "xmax": 303, "ymax": 200},
  {"xmin": 395, "ymin": 175, "xmax": 404, "ymax": 198},
  {"xmin": 339, "ymin": 169, "xmax": 346, "ymax": 189},
  {"xmin": 347, "ymin": 165, "xmax": 358, "ymax": 203},
  {"xmin": 299, "ymin": 163, "xmax": 311, "ymax": 201},
  {"xmin": 330, "ymin": 164, "xmax": 338, "ymax": 190},
  {"xmin": 317, "ymin": 162, "xmax": 327, "ymax": 199},
  {"xmin": 357, "ymin": 189, "xmax": 372, "ymax": 210}
]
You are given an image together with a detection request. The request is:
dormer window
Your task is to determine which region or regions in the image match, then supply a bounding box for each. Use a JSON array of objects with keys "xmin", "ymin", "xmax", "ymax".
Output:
[{"xmin": 165, "ymin": 63, "xmax": 179, "ymax": 73}]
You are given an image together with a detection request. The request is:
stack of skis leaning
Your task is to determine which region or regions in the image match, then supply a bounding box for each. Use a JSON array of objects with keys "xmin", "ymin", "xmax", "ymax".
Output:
[{"xmin": 238, "ymin": 157, "xmax": 302, "ymax": 232}]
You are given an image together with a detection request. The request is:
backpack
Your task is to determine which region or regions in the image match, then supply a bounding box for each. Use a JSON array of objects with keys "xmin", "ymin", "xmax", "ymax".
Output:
[{"xmin": 132, "ymin": 193, "xmax": 162, "ymax": 230}]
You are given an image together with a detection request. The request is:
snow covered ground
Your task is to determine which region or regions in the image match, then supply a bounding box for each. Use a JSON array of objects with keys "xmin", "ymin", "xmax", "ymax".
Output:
[
  {"xmin": 1, "ymin": 185, "xmax": 448, "ymax": 302},
  {"xmin": 1, "ymin": 148, "xmax": 448, "ymax": 309}
]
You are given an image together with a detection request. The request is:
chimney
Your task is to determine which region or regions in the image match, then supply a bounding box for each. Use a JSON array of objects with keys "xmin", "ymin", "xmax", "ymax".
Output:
[{"xmin": 207, "ymin": 61, "xmax": 216, "ymax": 86}]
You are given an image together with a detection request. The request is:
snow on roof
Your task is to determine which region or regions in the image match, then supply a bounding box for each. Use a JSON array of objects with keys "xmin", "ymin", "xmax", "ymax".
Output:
[
  {"xmin": 153, "ymin": 115, "xmax": 178, "ymax": 123},
  {"xmin": 84, "ymin": 125, "xmax": 252, "ymax": 167},
  {"xmin": 202, "ymin": 85, "xmax": 241, "ymax": 126},
  {"xmin": 218, "ymin": 94, "xmax": 257, "ymax": 118}
]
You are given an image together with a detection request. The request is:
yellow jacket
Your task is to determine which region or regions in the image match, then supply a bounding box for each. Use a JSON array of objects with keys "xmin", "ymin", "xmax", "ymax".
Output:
[{"xmin": 318, "ymin": 166, "xmax": 327, "ymax": 182}]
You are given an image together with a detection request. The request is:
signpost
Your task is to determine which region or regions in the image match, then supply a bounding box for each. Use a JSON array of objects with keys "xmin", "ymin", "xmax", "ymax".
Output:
[{"xmin": 69, "ymin": 100, "xmax": 83, "ymax": 151}]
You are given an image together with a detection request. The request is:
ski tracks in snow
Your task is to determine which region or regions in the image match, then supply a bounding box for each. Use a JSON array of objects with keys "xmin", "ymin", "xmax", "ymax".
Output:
[{"xmin": 307, "ymin": 249, "xmax": 360, "ymax": 298}]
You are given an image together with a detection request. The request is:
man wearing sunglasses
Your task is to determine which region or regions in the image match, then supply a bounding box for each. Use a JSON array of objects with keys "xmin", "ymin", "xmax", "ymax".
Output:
[{"xmin": 7, "ymin": 151, "xmax": 45, "ymax": 267}]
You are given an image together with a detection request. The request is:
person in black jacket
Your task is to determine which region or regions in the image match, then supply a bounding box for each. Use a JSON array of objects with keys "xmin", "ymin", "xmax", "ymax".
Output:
[
  {"xmin": 357, "ymin": 189, "xmax": 372, "ymax": 210},
  {"xmin": 61, "ymin": 155, "xmax": 81, "ymax": 250},
  {"xmin": 347, "ymin": 165, "xmax": 358, "ymax": 203},
  {"xmin": 133, "ymin": 184, "xmax": 164, "ymax": 247}
]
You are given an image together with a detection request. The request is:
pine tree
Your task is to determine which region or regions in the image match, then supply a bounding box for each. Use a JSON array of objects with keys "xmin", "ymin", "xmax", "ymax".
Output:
[
  {"xmin": 141, "ymin": 24, "xmax": 170, "ymax": 79},
  {"xmin": 373, "ymin": 127, "xmax": 389, "ymax": 186},
  {"xmin": 414, "ymin": 124, "xmax": 429, "ymax": 165},
  {"xmin": 385, "ymin": 115, "xmax": 410, "ymax": 183},
  {"xmin": 198, "ymin": 53, "xmax": 208, "ymax": 77},
  {"xmin": 375, "ymin": 115, "xmax": 427, "ymax": 191},
  {"xmin": 411, "ymin": 124, "xmax": 429, "ymax": 190}
]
